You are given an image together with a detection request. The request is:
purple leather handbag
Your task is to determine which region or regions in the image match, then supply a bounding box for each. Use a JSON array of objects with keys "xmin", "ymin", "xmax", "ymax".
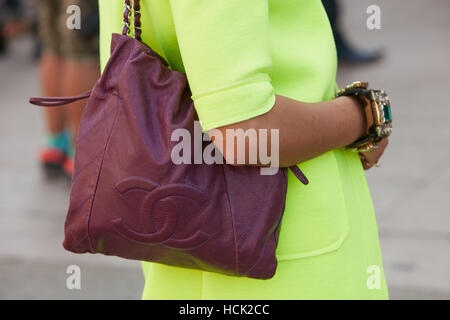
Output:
[{"xmin": 30, "ymin": 0, "xmax": 308, "ymax": 279}]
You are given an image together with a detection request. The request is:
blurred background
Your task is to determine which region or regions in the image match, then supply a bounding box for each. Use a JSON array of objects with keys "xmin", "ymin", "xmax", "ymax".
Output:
[{"xmin": 0, "ymin": 0, "xmax": 449, "ymax": 299}]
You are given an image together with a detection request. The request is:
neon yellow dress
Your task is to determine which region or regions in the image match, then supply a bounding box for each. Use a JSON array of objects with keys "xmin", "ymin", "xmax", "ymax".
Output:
[{"xmin": 99, "ymin": 0, "xmax": 389, "ymax": 299}]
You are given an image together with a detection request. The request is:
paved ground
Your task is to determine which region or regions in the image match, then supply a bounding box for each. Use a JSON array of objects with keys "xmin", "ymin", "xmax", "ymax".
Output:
[
  {"xmin": 337, "ymin": 0, "xmax": 450, "ymax": 299},
  {"xmin": 0, "ymin": 0, "xmax": 449, "ymax": 299}
]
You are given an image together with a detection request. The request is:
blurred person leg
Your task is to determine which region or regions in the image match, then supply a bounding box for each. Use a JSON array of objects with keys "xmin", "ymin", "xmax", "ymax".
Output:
[
  {"xmin": 58, "ymin": 0, "xmax": 100, "ymax": 176},
  {"xmin": 60, "ymin": 60, "xmax": 99, "ymax": 175},
  {"xmin": 322, "ymin": 0, "xmax": 383, "ymax": 63},
  {"xmin": 38, "ymin": 0, "xmax": 68, "ymax": 173},
  {"xmin": 37, "ymin": 0, "xmax": 100, "ymax": 177},
  {"xmin": 40, "ymin": 54, "xmax": 65, "ymax": 133}
]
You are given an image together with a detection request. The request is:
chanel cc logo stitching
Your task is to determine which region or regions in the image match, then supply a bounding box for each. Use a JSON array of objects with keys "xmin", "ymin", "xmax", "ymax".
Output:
[{"xmin": 111, "ymin": 177, "xmax": 210, "ymax": 250}]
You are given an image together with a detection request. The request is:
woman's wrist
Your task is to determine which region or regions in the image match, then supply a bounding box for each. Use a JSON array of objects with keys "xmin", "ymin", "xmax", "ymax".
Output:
[{"xmin": 335, "ymin": 96, "xmax": 366, "ymax": 147}]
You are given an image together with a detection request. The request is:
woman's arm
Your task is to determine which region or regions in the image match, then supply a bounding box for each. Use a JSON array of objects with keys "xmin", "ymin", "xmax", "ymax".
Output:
[{"xmin": 211, "ymin": 95, "xmax": 366, "ymax": 167}]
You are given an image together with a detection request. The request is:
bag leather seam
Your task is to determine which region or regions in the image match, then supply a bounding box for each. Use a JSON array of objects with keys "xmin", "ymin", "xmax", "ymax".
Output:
[
  {"xmin": 220, "ymin": 165, "xmax": 240, "ymax": 276},
  {"xmin": 86, "ymin": 94, "xmax": 122, "ymax": 252}
]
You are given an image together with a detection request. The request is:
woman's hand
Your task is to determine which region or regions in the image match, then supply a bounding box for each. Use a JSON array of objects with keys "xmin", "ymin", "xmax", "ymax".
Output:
[{"xmin": 359, "ymin": 138, "xmax": 389, "ymax": 170}]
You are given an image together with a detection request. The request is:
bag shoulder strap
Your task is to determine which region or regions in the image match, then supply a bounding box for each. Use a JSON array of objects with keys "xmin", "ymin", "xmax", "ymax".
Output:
[{"xmin": 122, "ymin": 0, "xmax": 142, "ymax": 42}]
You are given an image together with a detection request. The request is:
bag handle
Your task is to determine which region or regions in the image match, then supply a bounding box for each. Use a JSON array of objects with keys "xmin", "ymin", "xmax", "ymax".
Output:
[
  {"xmin": 29, "ymin": 91, "xmax": 92, "ymax": 107},
  {"xmin": 122, "ymin": 0, "xmax": 142, "ymax": 42}
]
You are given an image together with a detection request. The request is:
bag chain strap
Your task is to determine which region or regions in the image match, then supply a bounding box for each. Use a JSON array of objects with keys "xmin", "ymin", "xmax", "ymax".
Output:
[{"xmin": 122, "ymin": 0, "xmax": 142, "ymax": 42}]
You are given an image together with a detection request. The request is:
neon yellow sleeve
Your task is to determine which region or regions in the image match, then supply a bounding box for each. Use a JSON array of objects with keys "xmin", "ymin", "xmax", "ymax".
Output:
[{"xmin": 169, "ymin": 0, "xmax": 276, "ymax": 131}]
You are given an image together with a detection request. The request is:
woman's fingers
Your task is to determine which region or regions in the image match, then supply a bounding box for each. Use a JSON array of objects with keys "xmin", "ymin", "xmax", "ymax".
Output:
[{"xmin": 359, "ymin": 138, "xmax": 389, "ymax": 170}]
